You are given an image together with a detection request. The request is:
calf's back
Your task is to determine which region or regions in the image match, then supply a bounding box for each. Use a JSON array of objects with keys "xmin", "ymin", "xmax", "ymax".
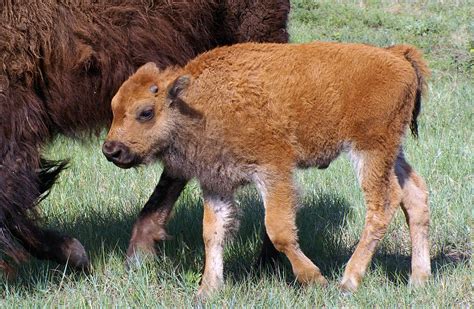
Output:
[{"xmin": 180, "ymin": 42, "xmax": 418, "ymax": 166}]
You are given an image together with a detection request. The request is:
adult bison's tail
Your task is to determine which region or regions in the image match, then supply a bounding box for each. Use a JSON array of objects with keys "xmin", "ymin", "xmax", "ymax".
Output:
[{"xmin": 387, "ymin": 44, "xmax": 430, "ymax": 138}]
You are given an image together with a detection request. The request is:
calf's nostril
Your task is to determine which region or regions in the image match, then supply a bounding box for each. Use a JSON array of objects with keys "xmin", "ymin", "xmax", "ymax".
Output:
[{"xmin": 111, "ymin": 148, "xmax": 122, "ymax": 159}]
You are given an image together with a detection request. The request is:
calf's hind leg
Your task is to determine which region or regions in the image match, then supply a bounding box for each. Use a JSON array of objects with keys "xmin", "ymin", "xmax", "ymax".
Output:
[
  {"xmin": 341, "ymin": 152, "xmax": 403, "ymax": 292},
  {"xmin": 395, "ymin": 152, "xmax": 431, "ymax": 285},
  {"xmin": 260, "ymin": 175, "xmax": 327, "ymax": 286}
]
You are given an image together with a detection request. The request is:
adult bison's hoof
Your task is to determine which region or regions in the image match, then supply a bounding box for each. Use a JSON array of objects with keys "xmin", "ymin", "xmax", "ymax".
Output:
[{"xmin": 61, "ymin": 237, "xmax": 90, "ymax": 273}]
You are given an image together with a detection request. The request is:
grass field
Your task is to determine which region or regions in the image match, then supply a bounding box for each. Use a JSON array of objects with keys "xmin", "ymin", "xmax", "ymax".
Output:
[{"xmin": 1, "ymin": 0, "xmax": 472, "ymax": 307}]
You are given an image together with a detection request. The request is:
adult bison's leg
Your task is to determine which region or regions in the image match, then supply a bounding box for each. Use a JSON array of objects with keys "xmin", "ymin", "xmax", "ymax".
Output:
[
  {"xmin": 9, "ymin": 222, "xmax": 89, "ymax": 272},
  {"xmin": 0, "ymin": 222, "xmax": 28, "ymax": 280},
  {"xmin": 0, "ymin": 159, "xmax": 89, "ymax": 272},
  {"xmin": 1, "ymin": 73, "xmax": 91, "ymax": 271},
  {"xmin": 395, "ymin": 151, "xmax": 431, "ymax": 286},
  {"xmin": 126, "ymin": 168, "xmax": 187, "ymax": 263}
]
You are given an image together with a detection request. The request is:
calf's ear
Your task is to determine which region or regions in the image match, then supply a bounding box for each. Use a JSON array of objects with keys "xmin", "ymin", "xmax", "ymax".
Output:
[
  {"xmin": 167, "ymin": 75, "xmax": 191, "ymax": 100},
  {"xmin": 166, "ymin": 75, "xmax": 202, "ymax": 119}
]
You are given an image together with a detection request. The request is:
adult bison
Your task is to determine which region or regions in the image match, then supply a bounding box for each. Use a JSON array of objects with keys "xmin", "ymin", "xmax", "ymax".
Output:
[{"xmin": 0, "ymin": 0, "xmax": 289, "ymax": 273}]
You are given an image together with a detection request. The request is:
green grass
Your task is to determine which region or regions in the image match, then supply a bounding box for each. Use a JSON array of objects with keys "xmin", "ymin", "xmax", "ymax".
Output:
[{"xmin": 1, "ymin": 0, "xmax": 472, "ymax": 307}]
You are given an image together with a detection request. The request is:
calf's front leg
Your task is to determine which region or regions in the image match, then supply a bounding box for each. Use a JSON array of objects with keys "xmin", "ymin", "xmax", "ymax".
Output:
[
  {"xmin": 197, "ymin": 195, "xmax": 235, "ymax": 298},
  {"xmin": 126, "ymin": 168, "xmax": 187, "ymax": 264}
]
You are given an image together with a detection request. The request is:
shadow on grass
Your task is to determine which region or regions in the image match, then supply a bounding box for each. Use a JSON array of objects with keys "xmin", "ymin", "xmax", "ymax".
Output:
[
  {"xmin": 374, "ymin": 246, "xmax": 472, "ymax": 284},
  {"xmin": 9, "ymin": 185, "xmax": 470, "ymax": 290}
]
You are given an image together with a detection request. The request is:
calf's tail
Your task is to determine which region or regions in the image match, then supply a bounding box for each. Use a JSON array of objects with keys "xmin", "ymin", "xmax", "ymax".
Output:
[{"xmin": 387, "ymin": 44, "xmax": 431, "ymax": 138}]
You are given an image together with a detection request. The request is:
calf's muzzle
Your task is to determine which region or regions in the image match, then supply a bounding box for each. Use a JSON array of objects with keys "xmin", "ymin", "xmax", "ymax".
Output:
[{"xmin": 102, "ymin": 140, "xmax": 138, "ymax": 169}]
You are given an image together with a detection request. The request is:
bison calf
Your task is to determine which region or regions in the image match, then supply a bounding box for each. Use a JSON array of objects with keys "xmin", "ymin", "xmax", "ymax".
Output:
[{"xmin": 103, "ymin": 42, "xmax": 431, "ymax": 296}]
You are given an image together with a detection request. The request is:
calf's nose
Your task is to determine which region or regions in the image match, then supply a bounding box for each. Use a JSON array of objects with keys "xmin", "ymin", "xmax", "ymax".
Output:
[{"xmin": 102, "ymin": 140, "xmax": 126, "ymax": 162}]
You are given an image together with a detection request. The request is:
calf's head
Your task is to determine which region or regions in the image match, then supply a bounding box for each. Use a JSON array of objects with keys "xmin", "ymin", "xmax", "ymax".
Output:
[{"xmin": 103, "ymin": 62, "xmax": 192, "ymax": 168}]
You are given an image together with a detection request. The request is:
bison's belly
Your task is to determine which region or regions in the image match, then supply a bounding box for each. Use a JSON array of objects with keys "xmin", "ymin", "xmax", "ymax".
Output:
[{"xmin": 296, "ymin": 142, "xmax": 344, "ymax": 170}]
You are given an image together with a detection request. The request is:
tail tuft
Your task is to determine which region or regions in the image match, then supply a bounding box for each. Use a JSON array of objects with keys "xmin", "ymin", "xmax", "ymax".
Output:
[{"xmin": 387, "ymin": 45, "xmax": 430, "ymax": 138}]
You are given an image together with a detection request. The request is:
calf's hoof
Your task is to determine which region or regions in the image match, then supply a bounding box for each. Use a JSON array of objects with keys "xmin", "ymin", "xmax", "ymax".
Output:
[
  {"xmin": 195, "ymin": 277, "xmax": 224, "ymax": 302},
  {"xmin": 61, "ymin": 237, "xmax": 90, "ymax": 273},
  {"xmin": 195, "ymin": 285, "xmax": 219, "ymax": 303},
  {"xmin": 194, "ymin": 289, "xmax": 210, "ymax": 304},
  {"xmin": 296, "ymin": 267, "xmax": 328, "ymax": 287},
  {"xmin": 125, "ymin": 225, "xmax": 173, "ymax": 269},
  {"xmin": 409, "ymin": 270, "xmax": 430, "ymax": 287},
  {"xmin": 339, "ymin": 274, "xmax": 361, "ymax": 294}
]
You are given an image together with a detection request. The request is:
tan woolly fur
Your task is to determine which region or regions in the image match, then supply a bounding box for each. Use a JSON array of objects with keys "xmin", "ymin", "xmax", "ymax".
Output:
[{"xmin": 104, "ymin": 41, "xmax": 431, "ymax": 297}]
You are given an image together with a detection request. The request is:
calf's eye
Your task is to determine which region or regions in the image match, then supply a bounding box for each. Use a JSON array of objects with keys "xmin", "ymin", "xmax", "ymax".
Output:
[{"xmin": 137, "ymin": 107, "xmax": 155, "ymax": 122}]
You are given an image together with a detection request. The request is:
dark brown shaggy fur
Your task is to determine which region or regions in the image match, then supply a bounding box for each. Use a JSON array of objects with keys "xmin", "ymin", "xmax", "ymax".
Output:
[{"xmin": 0, "ymin": 0, "xmax": 289, "ymax": 271}]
